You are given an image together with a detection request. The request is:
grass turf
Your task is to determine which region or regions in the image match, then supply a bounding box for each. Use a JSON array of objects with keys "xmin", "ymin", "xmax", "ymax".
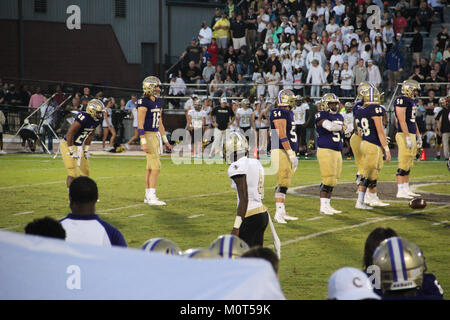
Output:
[{"xmin": 1, "ymin": 153, "xmax": 449, "ymax": 299}]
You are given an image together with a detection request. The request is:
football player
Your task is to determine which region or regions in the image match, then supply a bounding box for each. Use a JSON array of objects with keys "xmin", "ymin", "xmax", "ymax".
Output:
[
  {"xmin": 315, "ymin": 93, "xmax": 344, "ymax": 215},
  {"xmin": 61, "ymin": 99, "xmax": 104, "ymax": 188},
  {"xmin": 394, "ymin": 80, "xmax": 422, "ymax": 199},
  {"xmin": 138, "ymin": 76, "xmax": 172, "ymax": 206},
  {"xmin": 270, "ymin": 89, "xmax": 299, "ymax": 223},
  {"xmin": 187, "ymin": 99, "xmax": 206, "ymax": 158},
  {"xmin": 372, "ymin": 237, "xmax": 444, "ymax": 300},
  {"xmin": 236, "ymin": 98, "xmax": 253, "ymax": 138},
  {"xmin": 226, "ymin": 131, "xmax": 269, "ymax": 247},
  {"xmin": 354, "ymin": 87, "xmax": 391, "ymax": 209}
]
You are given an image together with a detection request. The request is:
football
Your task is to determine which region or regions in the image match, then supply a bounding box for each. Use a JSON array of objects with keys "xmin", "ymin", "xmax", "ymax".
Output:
[{"xmin": 409, "ymin": 198, "xmax": 427, "ymax": 209}]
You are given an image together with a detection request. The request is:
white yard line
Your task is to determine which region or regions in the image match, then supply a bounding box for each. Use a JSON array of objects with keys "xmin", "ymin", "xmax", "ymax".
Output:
[
  {"xmin": 128, "ymin": 214, "xmax": 145, "ymax": 218},
  {"xmin": 432, "ymin": 220, "xmax": 448, "ymax": 226},
  {"xmin": 12, "ymin": 211, "xmax": 34, "ymax": 216},
  {"xmin": 188, "ymin": 214, "xmax": 205, "ymax": 219},
  {"xmin": 306, "ymin": 216, "xmax": 324, "ymax": 221}
]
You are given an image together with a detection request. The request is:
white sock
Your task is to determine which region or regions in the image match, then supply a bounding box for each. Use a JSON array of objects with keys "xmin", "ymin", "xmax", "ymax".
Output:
[
  {"xmin": 145, "ymin": 188, "xmax": 151, "ymax": 199},
  {"xmin": 320, "ymin": 198, "xmax": 328, "ymax": 207},
  {"xmin": 150, "ymin": 188, "xmax": 156, "ymax": 199},
  {"xmin": 276, "ymin": 202, "xmax": 285, "ymax": 212},
  {"xmin": 402, "ymin": 183, "xmax": 409, "ymax": 191},
  {"xmin": 357, "ymin": 191, "xmax": 365, "ymax": 204}
]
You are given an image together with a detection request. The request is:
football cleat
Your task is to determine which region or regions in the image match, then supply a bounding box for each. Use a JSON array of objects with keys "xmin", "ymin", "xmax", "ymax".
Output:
[
  {"xmin": 142, "ymin": 237, "xmax": 182, "ymax": 255},
  {"xmin": 283, "ymin": 212, "xmax": 299, "ymax": 220},
  {"xmin": 396, "ymin": 190, "xmax": 413, "ymax": 199},
  {"xmin": 355, "ymin": 202, "xmax": 373, "ymax": 210},
  {"xmin": 144, "ymin": 197, "xmax": 166, "ymax": 206},
  {"xmin": 406, "ymin": 189, "xmax": 421, "ymax": 197},
  {"xmin": 274, "ymin": 212, "xmax": 287, "ymax": 224},
  {"xmin": 208, "ymin": 234, "xmax": 250, "ymax": 258},
  {"xmin": 320, "ymin": 205, "xmax": 335, "ymax": 215}
]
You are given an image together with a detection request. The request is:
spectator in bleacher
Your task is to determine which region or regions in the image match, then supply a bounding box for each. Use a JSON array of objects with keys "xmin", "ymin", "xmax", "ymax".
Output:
[
  {"xmin": 433, "ymin": 61, "xmax": 447, "ymax": 80},
  {"xmin": 227, "ymin": 62, "xmax": 239, "ymax": 83},
  {"xmin": 19, "ymin": 85, "xmax": 31, "ymax": 107},
  {"xmin": 306, "ymin": 59, "xmax": 325, "ymax": 98},
  {"xmin": 25, "ymin": 217, "xmax": 66, "ymax": 240},
  {"xmin": 224, "ymin": 45, "xmax": 238, "ymax": 70},
  {"xmin": 70, "ymin": 97, "xmax": 81, "ymax": 111},
  {"xmin": 257, "ymin": 7, "xmax": 270, "ymax": 44},
  {"xmin": 180, "ymin": 37, "xmax": 202, "ymax": 68},
  {"xmin": 60, "ymin": 176, "xmax": 127, "ymax": 247},
  {"xmin": 419, "ymin": 57, "xmax": 432, "ymax": 78},
  {"xmin": 80, "ymin": 87, "xmax": 92, "ymax": 111},
  {"xmin": 168, "ymin": 73, "xmax": 186, "ymax": 109},
  {"xmin": 225, "ymin": 0, "xmax": 237, "ymax": 19},
  {"xmin": 435, "ymin": 26, "xmax": 449, "ymax": 52},
  {"xmin": 213, "ymin": 12, "xmax": 231, "ymax": 55},
  {"xmin": 230, "ymin": 14, "xmax": 248, "ymax": 52},
  {"xmin": 347, "ymin": 45, "xmax": 359, "ymax": 71},
  {"xmin": 393, "ymin": 10, "xmax": 408, "ymax": 35},
  {"xmin": 382, "ymin": 22, "xmax": 395, "ymax": 53},
  {"xmin": 211, "ymin": 7, "xmax": 222, "ymax": 29},
  {"xmin": 223, "ymin": 74, "xmax": 236, "ymax": 97},
  {"xmin": 208, "ymin": 37, "xmax": 219, "ymax": 67},
  {"xmin": 410, "ymin": 26, "xmax": 424, "ymax": 66},
  {"xmin": 200, "ymin": 46, "xmax": 212, "ymax": 70},
  {"xmin": 253, "ymin": 65, "xmax": 266, "ymax": 98},
  {"xmin": 340, "ymin": 61, "xmax": 354, "ymax": 97},
  {"xmin": 245, "ymin": 7, "xmax": 258, "ymax": 51},
  {"xmin": 414, "ymin": 1, "xmax": 434, "ymax": 36},
  {"xmin": 199, "ymin": 21, "xmax": 212, "ymax": 48},
  {"xmin": 237, "ymin": 45, "xmax": 252, "ymax": 76},
  {"xmin": 333, "ymin": 0, "xmax": 346, "ymax": 26},
  {"xmin": 424, "ymin": 90, "xmax": 438, "ymax": 131},
  {"xmin": 425, "ymin": 69, "xmax": 445, "ymax": 95},
  {"xmin": 385, "ymin": 44, "xmax": 405, "ymax": 94},
  {"xmin": 183, "ymin": 60, "xmax": 202, "ymax": 92},
  {"xmin": 409, "ymin": 65, "xmax": 426, "ymax": 83},
  {"xmin": 202, "ymin": 60, "xmax": 216, "ymax": 84},
  {"xmin": 353, "ymin": 58, "xmax": 368, "ymax": 88},
  {"xmin": 28, "ymin": 87, "xmax": 46, "ymax": 112},
  {"xmin": 209, "ymin": 73, "xmax": 224, "ymax": 101},
  {"xmin": 428, "ymin": 0, "xmax": 445, "ymax": 23},
  {"xmin": 4, "ymin": 85, "xmax": 22, "ymax": 106},
  {"xmin": 266, "ymin": 64, "xmax": 281, "ymax": 100},
  {"xmin": 125, "ymin": 94, "xmax": 137, "ymax": 112}
]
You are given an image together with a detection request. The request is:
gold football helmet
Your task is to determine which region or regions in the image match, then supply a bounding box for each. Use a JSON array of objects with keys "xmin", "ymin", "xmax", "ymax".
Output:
[
  {"xmin": 86, "ymin": 99, "xmax": 105, "ymax": 121},
  {"xmin": 362, "ymin": 87, "xmax": 381, "ymax": 106},
  {"xmin": 357, "ymin": 81, "xmax": 374, "ymax": 100},
  {"xmin": 142, "ymin": 76, "xmax": 161, "ymax": 97},
  {"xmin": 225, "ymin": 131, "xmax": 249, "ymax": 164},
  {"xmin": 241, "ymin": 98, "xmax": 250, "ymax": 107},
  {"xmin": 321, "ymin": 93, "xmax": 340, "ymax": 113},
  {"xmin": 401, "ymin": 79, "xmax": 421, "ymax": 98},
  {"xmin": 277, "ymin": 89, "xmax": 296, "ymax": 109},
  {"xmin": 208, "ymin": 234, "xmax": 250, "ymax": 258},
  {"xmin": 182, "ymin": 248, "xmax": 222, "ymax": 259},
  {"xmin": 141, "ymin": 237, "xmax": 182, "ymax": 255},
  {"xmin": 372, "ymin": 237, "xmax": 425, "ymax": 293}
]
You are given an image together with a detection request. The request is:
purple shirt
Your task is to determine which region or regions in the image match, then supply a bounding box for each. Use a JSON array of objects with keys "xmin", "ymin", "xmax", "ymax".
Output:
[
  {"xmin": 355, "ymin": 104, "xmax": 385, "ymax": 147},
  {"xmin": 315, "ymin": 111, "xmax": 344, "ymax": 151},
  {"xmin": 64, "ymin": 112, "xmax": 102, "ymax": 146},
  {"xmin": 137, "ymin": 97, "xmax": 163, "ymax": 132},
  {"xmin": 394, "ymin": 95, "xmax": 417, "ymax": 134}
]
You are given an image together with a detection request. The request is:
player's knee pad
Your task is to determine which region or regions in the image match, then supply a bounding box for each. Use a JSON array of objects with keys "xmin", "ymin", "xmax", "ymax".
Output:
[
  {"xmin": 367, "ymin": 179, "xmax": 377, "ymax": 189},
  {"xmin": 405, "ymin": 170, "xmax": 410, "ymax": 176},
  {"xmin": 320, "ymin": 183, "xmax": 334, "ymax": 193},
  {"xmin": 360, "ymin": 178, "xmax": 370, "ymax": 187},
  {"xmin": 396, "ymin": 168, "xmax": 409, "ymax": 176}
]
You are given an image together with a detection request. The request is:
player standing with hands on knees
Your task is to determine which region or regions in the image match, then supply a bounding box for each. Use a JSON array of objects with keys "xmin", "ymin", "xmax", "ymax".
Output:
[
  {"xmin": 394, "ymin": 80, "xmax": 422, "ymax": 199},
  {"xmin": 354, "ymin": 87, "xmax": 391, "ymax": 210},
  {"xmin": 61, "ymin": 99, "xmax": 104, "ymax": 188},
  {"xmin": 270, "ymin": 89, "xmax": 299, "ymax": 224},
  {"xmin": 315, "ymin": 93, "xmax": 344, "ymax": 215},
  {"xmin": 138, "ymin": 76, "xmax": 172, "ymax": 206}
]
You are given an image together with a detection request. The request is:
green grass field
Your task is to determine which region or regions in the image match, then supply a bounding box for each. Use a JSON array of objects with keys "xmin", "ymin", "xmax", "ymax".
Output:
[{"xmin": 1, "ymin": 153, "xmax": 449, "ymax": 299}]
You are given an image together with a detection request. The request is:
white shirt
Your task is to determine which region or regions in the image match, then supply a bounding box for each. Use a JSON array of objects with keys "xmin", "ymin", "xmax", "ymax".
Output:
[
  {"xmin": 342, "ymin": 111, "xmax": 354, "ymax": 135},
  {"xmin": 40, "ymin": 103, "xmax": 55, "ymax": 126},
  {"xmin": 293, "ymin": 103, "xmax": 310, "ymax": 125},
  {"xmin": 326, "ymin": 23, "xmax": 339, "ymax": 35},
  {"xmin": 228, "ymin": 156, "xmax": 265, "ymax": 213},
  {"xmin": 333, "ymin": 4, "xmax": 346, "ymax": 16},
  {"xmin": 169, "ymin": 78, "xmax": 186, "ymax": 95},
  {"xmin": 330, "ymin": 54, "xmax": 344, "ymax": 69},
  {"xmin": 252, "ymin": 72, "xmax": 265, "ymax": 84},
  {"xmin": 257, "ymin": 14, "xmax": 270, "ymax": 32},
  {"xmin": 237, "ymin": 107, "xmax": 253, "ymax": 128},
  {"xmin": 383, "ymin": 27, "xmax": 395, "ymax": 44},
  {"xmin": 340, "ymin": 69, "xmax": 353, "ymax": 90},
  {"xmin": 327, "ymin": 40, "xmax": 342, "ymax": 53},
  {"xmin": 188, "ymin": 109, "xmax": 205, "ymax": 129},
  {"xmin": 343, "ymin": 32, "xmax": 360, "ymax": 47},
  {"xmin": 102, "ymin": 107, "xmax": 112, "ymax": 127},
  {"xmin": 367, "ymin": 65, "xmax": 382, "ymax": 86},
  {"xmin": 199, "ymin": 27, "xmax": 212, "ymax": 45},
  {"xmin": 282, "ymin": 72, "xmax": 294, "ymax": 90},
  {"xmin": 132, "ymin": 107, "xmax": 138, "ymax": 127},
  {"xmin": 306, "ymin": 65, "xmax": 325, "ymax": 85},
  {"xmin": 203, "ymin": 106, "xmax": 212, "ymax": 125}
]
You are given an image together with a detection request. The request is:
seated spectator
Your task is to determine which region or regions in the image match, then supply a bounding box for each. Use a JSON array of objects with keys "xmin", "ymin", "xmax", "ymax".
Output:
[
  {"xmin": 429, "ymin": 0, "xmax": 445, "ymax": 23},
  {"xmin": 425, "ymin": 70, "xmax": 445, "ymax": 95},
  {"xmin": 25, "ymin": 217, "xmax": 66, "ymax": 240},
  {"xmin": 237, "ymin": 45, "xmax": 252, "ymax": 76},
  {"xmin": 236, "ymin": 73, "xmax": 250, "ymax": 97},
  {"xmin": 419, "ymin": 57, "xmax": 432, "ymax": 78},
  {"xmin": 210, "ymin": 73, "xmax": 224, "ymax": 101},
  {"xmin": 223, "ymin": 74, "xmax": 236, "ymax": 97},
  {"xmin": 183, "ymin": 60, "xmax": 202, "ymax": 92},
  {"xmin": 227, "ymin": 62, "xmax": 239, "ymax": 83},
  {"xmin": 168, "ymin": 73, "xmax": 186, "ymax": 109},
  {"xmin": 60, "ymin": 176, "xmax": 127, "ymax": 247},
  {"xmin": 200, "ymin": 46, "xmax": 212, "ymax": 70},
  {"xmin": 327, "ymin": 267, "xmax": 381, "ymax": 300},
  {"xmin": 223, "ymin": 45, "xmax": 238, "ymax": 70},
  {"xmin": 430, "ymin": 47, "xmax": 443, "ymax": 65},
  {"xmin": 202, "ymin": 60, "xmax": 216, "ymax": 84},
  {"xmin": 180, "ymin": 37, "xmax": 202, "ymax": 68}
]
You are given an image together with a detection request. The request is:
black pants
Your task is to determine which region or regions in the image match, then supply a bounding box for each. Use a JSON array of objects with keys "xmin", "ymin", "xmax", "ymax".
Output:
[{"xmin": 239, "ymin": 211, "xmax": 269, "ymax": 248}]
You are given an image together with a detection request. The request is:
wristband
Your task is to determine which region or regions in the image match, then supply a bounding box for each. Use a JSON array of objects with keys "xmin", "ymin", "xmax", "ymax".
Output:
[
  {"xmin": 234, "ymin": 216, "xmax": 243, "ymax": 229},
  {"xmin": 138, "ymin": 129, "xmax": 145, "ymax": 136},
  {"xmin": 287, "ymin": 149, "xmax": 296, "ymax": 157},
  {"xmin": 384, "ymin": 145, "xmax": 390, "ymax": 153},
  {"xmin": 280, "ymin": 137, "xmax": 288, "ymax": 143},
  {"xmin": 162, "ymin": 135, "xmax": 169, "ymax": 144},
  {"xmin": 140, "ymin": 137, "xmax": 147, "ymax": 145}
]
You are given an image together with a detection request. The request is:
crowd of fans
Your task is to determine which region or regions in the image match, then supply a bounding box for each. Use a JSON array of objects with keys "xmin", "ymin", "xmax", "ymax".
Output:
[{"xmin": 168, "ymin": 0, "xmax": 448, "ymax": 109}]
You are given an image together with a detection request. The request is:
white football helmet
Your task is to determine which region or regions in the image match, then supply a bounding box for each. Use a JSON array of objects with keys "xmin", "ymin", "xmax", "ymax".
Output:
[
  {"xmin": 225, "ymin": 131, "xmax": 249, "ymax": 164},
  {"xmin": 208, "ymin": 234, "xmax": 250, "ymax": 258},
  {"xmin": 182, "ymin": 248, "xmax": 222, "ymax": 259},
  {"xmin": 141, "ymin": 237, "xmax": 182, "ymax": 255}
]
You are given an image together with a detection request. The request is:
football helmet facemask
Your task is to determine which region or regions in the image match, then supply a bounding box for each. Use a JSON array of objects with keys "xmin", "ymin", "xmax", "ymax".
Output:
[
  {"xmin": 357, "ymin": 81, "xmax": 374, "ymax": 100},
  {"xmin": 277, "ymin": 89, "xmax": 295, "ymax": 109},
  {"xmin": 321, "ymin": 93, "xmax": 340, "ymax": 113},
  {"xmin": 401, "ymin": 80, "xmax": 421, "ymax": 98},
  {"xmin": 372, "ymin": 237, "xmax": 425, "ymax": 293},
  {"xmin": 141, "ymin": 237, "xmax": 182, "ymax": 255},
  {"xmin": 208, "ymin": 234, "xmax": 250, "ymax": 258},
  {"xmin": 86, "ymin": 99, "xmax": 105, "ymax": 121},
  {"xmin": 142, "ymin": 76, "xmax": 162, "ymax": 97},
  {"xmin": 225, "ymin": 131, "xmax": 249, "ymax": 164},
  {"xmin": 182, "ymin": 248, "xmax": 222, "ymax": 259},
  {"xmin": 241, "ymin": 98, "xmax": 250, "ymax": 108}
]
